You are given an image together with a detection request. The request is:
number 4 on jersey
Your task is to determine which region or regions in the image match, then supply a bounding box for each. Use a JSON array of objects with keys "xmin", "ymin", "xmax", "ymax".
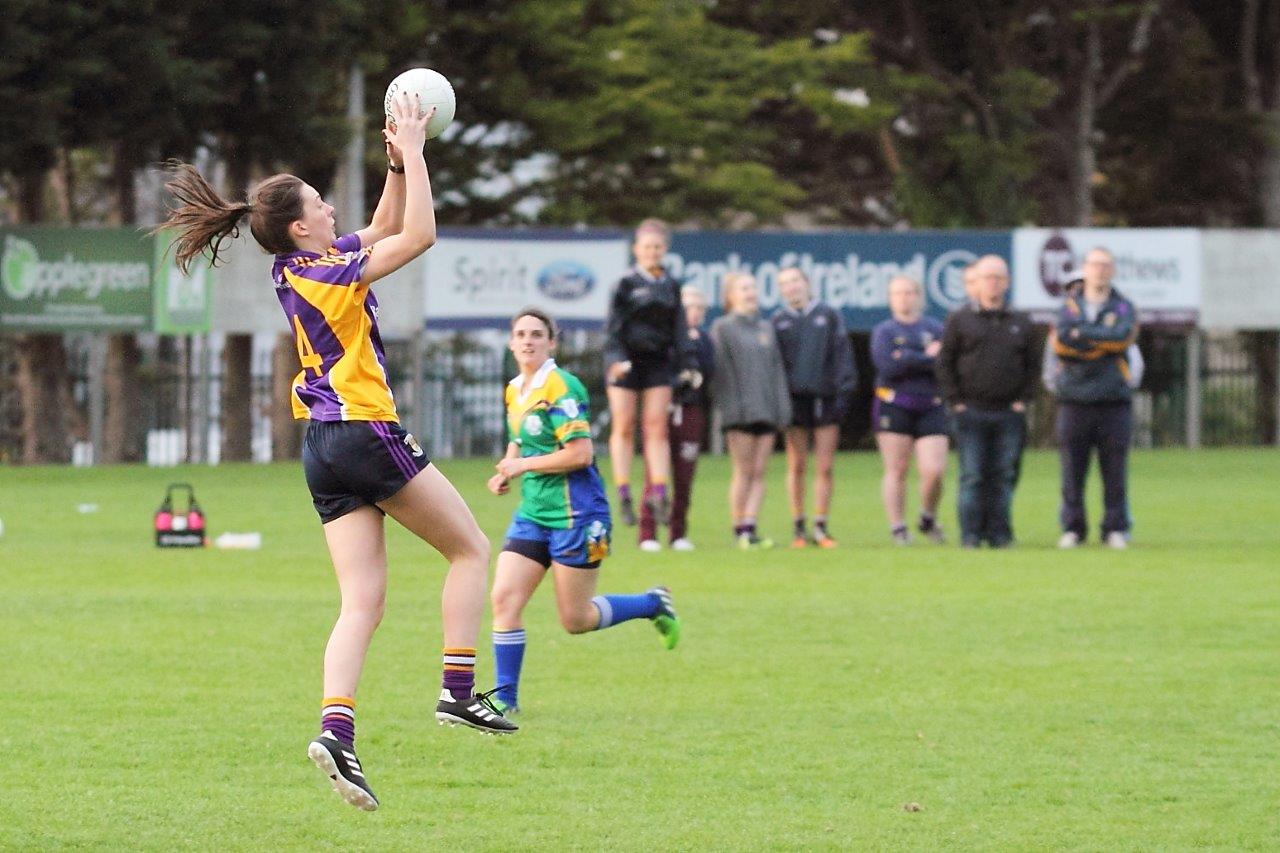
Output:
[{"xmin": 293, "ymin": 315, "xmax": 323, "ymax": 376}]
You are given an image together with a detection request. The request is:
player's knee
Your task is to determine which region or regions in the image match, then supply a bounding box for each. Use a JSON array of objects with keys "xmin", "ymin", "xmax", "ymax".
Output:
[
  {"xmin": 559, "ymin": 607, "xmax": 598, "ymax": 634},
  {"xmin": 342, "ymin": 592, "xmax": 385, "ymax": 628},
  {"xmin": 490, "ymin": 586, "xmax": 525, "ymax": 622},
  {"xmin": 458, "ymin": 529, "xmax": 490, "ymax": 567}
]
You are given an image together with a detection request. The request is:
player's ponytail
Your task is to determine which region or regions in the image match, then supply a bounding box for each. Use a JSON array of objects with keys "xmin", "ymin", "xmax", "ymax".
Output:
[{"xmin": 156, "ymin": 161, "xmax": 303, "ymax": 272}]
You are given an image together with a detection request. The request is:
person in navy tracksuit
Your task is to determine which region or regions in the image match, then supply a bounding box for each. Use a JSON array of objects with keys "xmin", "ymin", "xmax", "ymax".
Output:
[
  {"xmin": 870, "ymin": 275, "xmax": 949, "ymax": 545},
  {"xmin": 1046, "ymin": 249, "xmax": 1139, "ymax": 550}
]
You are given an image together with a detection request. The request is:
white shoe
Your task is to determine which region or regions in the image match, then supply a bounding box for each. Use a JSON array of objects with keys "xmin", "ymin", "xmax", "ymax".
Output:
[
  {"xmin": 1058, "ymin": 531, "xmax": 1081, "ymax": 549},
  {"xmin": 1105, "ymin": 531, "xmax": 1129, "ymax": 549},
  {"xmin": 670, "ymin": 537, "xmax": 695, "ymax": 551},
  {"xmin": 639, "ymin": 539, "xmax": 662, "ymax": 552}
]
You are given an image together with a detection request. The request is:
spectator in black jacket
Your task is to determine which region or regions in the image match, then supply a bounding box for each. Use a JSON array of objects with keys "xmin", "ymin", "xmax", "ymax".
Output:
[
  {"xmin": 603, "ymin": 219, "xmax": 695, "ymax": 531},
  {"xmin": 937, "ymin": 255, "xmax": 1039, "ymax": 548},
  {"xmin": 639, "ymin": 285, "xmax": 713, "ymax": 552},
  {"xmin": 771, "ymin": 267, "xmax": 856, "ymax": 548}
]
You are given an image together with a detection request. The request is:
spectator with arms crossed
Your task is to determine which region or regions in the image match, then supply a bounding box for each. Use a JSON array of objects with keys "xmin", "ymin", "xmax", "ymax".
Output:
[
  {"xmin": 772, "ymin": 267, "xmax": 856, "ymax": 549},
  {"xmin": 870, "ymin": 275, "xmax": 948, "ymax": 545},
  {"xmin": 1044, "ymin": 249, "xmax": 1139, "ymax": 549}
]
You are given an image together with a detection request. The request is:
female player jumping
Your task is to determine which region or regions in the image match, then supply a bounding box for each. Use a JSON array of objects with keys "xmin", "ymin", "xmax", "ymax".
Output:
[
  {"xmin": 156, "ymin": 92, "xmax": 514, "ymax": 813},
  {"xmin": 488, "ymin": 308, "xmax": 680, "ymax": 715}
]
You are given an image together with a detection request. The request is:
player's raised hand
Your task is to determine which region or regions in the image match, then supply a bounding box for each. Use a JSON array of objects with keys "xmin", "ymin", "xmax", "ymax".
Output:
[
  {"xmin": 384, "ymin": 119, "xmax": 405, "ymax": 169},
  {"xmin": 384, "ymin": 92, "xmax": 435, "ymax": 155},
  {"xmin": 487, "ymin": 473, "xmax": 510, "ymax": 496}
]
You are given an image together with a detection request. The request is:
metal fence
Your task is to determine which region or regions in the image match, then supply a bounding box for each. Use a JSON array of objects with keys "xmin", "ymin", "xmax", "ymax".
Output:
[{"xmin": 1, "ymin": 328, "xmax": 1276, "ymax": 466}]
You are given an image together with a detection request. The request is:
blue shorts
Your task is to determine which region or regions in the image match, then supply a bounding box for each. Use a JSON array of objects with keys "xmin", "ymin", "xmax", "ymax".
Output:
[{"xmin": 502, "ymin": 514, "xmax": 612, "ymax": 569}]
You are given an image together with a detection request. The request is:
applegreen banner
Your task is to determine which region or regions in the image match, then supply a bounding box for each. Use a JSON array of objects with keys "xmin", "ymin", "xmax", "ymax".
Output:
[
  {"xmin": 0, "ymin": 227, "xmax": 210, "ymax": 333},
  {"xmin": 0, "ymin": 227, "xmax": 154, "ymax": 330}
]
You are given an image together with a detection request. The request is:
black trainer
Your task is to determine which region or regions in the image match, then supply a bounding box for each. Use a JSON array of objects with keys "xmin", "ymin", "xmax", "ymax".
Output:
[
  {"xmin": 435, "ymin": 686, "xmax": 519, "ymax": 735},
  {"xmin": 618, "ymin": 496, "xmax": 637, "ymax": 526},
  {"xmin": 917, "ymin": 515, "xmax": 947, "ymax": 544},
  {"xmin": 644, "ymin": 489, "xmax": 671, "ymax": 526},
  {"xmin": 308, "ymin": 730, "xmax": 379, "ymax": 811}
]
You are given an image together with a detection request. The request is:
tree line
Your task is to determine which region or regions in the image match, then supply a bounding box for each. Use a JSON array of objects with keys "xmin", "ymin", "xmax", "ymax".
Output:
[{"xmin": 1, "ymin": 0, "xmax": 1277, "ymax": 462}]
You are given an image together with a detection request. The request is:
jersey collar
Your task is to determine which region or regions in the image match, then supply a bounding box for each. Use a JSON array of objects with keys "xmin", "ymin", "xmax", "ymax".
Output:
[
  {"xmin": 509, "ymin": 358, "xmax": 558, "ymax": 403},
  {"xmin": 632, "ymin": 265, "xmax": 667, "ymax": 283}
]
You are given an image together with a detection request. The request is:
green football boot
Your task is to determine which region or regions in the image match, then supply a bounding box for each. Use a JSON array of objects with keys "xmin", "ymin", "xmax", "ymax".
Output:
[{"xmin": 649, "ymin": 586, "xmax": 680, "ymax": 650}]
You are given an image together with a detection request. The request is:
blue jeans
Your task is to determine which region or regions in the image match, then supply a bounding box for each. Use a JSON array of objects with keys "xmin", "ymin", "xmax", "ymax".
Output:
[{"xmin": 954, "ymin": 408, "xmax": 1026, "ymax": 546}]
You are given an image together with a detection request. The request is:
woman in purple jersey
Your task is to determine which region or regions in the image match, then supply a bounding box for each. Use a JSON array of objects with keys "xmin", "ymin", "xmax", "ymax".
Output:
[
  {"xmin": 870, "ymin": 275, "xmax": 949, "ymax": 545},
  {"xmin": 154, "ymin": 93, "xmax": 514, "ymax": 813}
]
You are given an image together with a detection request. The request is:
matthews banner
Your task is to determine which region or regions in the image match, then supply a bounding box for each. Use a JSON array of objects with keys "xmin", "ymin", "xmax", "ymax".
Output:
[
  {"xmin": 422, "ymin": 229, "xmax": 629, "ymax": 329},
  {"xmin": 1011, "ymin": 228, "xmax": 1201, "ymax": 325},
  {"xmin": 0, "ymin": 227, "xmax": 155, "ymax": 331},
  {"xmin": 666, "ymin": 231, "xmax": 1012, "ymax": 330}
]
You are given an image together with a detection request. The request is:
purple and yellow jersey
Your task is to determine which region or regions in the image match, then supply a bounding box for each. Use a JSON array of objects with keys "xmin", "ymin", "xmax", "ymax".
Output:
[
  {"xmin": 505, "ymin": 359, "xmax": 611, "ymax": 529},
  {"xmin": 272, "ymin": 233, "xmax": 397, "ymax": 422}
]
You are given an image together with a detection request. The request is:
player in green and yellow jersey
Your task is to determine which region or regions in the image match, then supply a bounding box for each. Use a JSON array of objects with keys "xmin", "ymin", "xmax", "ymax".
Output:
[{"xmin": 487, "ymin": 308, "xmax": 681, "ymax": 714}]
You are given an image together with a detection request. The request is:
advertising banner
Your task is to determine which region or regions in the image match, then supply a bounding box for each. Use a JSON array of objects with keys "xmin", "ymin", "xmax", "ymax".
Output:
[
  {"xmin": 0, "ymin": 227, "xmax": 155, "ymax": 331},
  {"xmin": 666, "ymin": 231, "xmax": 1012, "ymax": 330},
  {"xmin": 422, "ymin": 229, "xmax": 628, "ymax": 329},
  {"xmin": 152, "ymin": 231, "xmax": 211, "ymax": 334},
  {"xmin": 1011, "ymin": 228, "xmax": 1201, "ymax": 324}
]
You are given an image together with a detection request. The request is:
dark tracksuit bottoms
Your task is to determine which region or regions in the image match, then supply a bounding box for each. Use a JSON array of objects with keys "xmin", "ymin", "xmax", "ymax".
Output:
[
  {"xmin": 639, "ymin": 402, "xmax": 705, "ymax": 543},
  {"xmin": 1057, "ymin": 401, "xmax": 1132, "ymax": 538}
]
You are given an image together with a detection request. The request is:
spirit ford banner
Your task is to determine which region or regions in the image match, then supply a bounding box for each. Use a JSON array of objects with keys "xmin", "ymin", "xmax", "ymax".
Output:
[{"xmin": 422, "ymin": 229, "xmax": 629, "ymax": 329}]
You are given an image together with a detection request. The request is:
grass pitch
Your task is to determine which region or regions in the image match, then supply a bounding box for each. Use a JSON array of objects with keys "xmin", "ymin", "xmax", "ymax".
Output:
[{"xmin": 1, "ymin": 449, "xmax": 1277, "ymax": 850}]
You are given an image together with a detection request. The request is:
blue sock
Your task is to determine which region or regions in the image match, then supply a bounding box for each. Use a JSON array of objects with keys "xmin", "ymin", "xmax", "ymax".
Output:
[
  {"xmin": 492, "ymin": 628, "xmax": 526, "ymax": 708},
  {"xmin": 592, "ymin": 592, "xmax": 661, "ymax": 629}
]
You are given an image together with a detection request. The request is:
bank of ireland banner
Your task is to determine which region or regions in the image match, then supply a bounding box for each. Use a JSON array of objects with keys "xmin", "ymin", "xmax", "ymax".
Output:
[
  {"xmin": 666, "ymin": 231, "xmax": 1012, "ymax": 330},
  {"xmin": 0, "ymin": 228, "xmax": 154, "ymax": 331},
  {"xmin": 422, "ymin": 229, "xmax": 628, "ymax": 329},
  {"xmin": 1012, "ymin": 228, "xmax": 1201, "ymax": 325}
]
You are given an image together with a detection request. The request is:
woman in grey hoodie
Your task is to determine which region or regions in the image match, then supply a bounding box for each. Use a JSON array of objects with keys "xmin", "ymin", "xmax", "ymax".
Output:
[{"xmin": 709, "ymin": 273, "xmax": 792, "ymax": 549}]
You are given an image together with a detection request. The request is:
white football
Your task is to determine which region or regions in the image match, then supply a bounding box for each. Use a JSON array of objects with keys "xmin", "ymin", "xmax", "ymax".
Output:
[{"xmin": 384, "ymin": 68, "xmax": 456, "ymax": 139}]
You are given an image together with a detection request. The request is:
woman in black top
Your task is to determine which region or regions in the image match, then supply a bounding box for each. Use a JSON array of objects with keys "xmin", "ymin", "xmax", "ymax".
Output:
[{"xmin": 603, "ymin": 219, "xmax": 693, "ymax": 531}]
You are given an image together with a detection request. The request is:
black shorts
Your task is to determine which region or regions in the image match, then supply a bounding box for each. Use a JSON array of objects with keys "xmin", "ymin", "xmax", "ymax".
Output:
[
  {"xmin": 610, "ymin": 356, "xmax": 675, "ymax": 391},
  {"xmin": 724, "ymin": 421, "xmax": 778, "ymax": 436},
  {"xmin": 302, "ymin": 420, "xmax": 431, "ymax": 523},
  {"xmin": 873, "ymin": 400, "xmax": 949, "ymax": 438},
  {"xmin": 790, "ymin": 394, "xmax": 840, "ymax": 429}
]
